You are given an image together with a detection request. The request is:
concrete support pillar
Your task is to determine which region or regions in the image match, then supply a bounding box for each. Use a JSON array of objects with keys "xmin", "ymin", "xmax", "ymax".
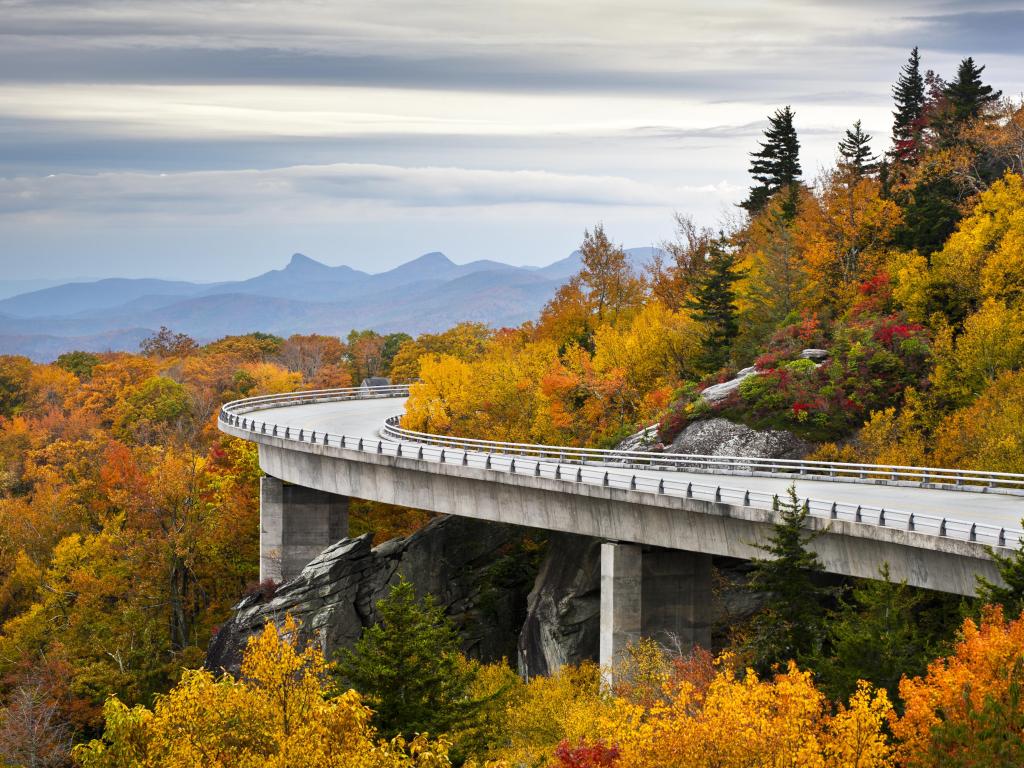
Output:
[
  {"xmin": 260, "ymin": 476, "xmax": 349, "ymax": 583},
  {"xmin": 642, "ymin": 548, "xmax": 713, "ymax": 652},
  {"xmin": 599, "ymin": 541, "xmax": 642, "ymax": 671},
  {"xmin": 599, "ymin": 543, "xmax": 713, "ymax": 678}
]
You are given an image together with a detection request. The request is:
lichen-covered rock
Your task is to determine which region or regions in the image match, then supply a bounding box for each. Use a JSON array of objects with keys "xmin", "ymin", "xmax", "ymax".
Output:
[
  {"xmin": 517, "ymin": 533, "xmax": 601, "ymax": 678},
  {"xmin": 667, "ymin": 417, "xmax": 809, "ymax": 460},
  {"xmin": 800, "ymin": 348, "xmax": 829, "ymax": 362},
  {"xmin": 206, "ymin": 515, "xmax": 537, "ymax": 676}
]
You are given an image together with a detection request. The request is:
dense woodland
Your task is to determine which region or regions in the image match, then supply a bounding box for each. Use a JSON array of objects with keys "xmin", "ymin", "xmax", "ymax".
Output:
[{"xmin": 2, "ymin": 49, "xmax": 1024, "ymax": 766}]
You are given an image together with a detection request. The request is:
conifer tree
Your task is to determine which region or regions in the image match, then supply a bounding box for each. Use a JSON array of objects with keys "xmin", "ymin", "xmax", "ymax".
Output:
[
  {"xmin": 944, "ymin": 57, "xmax": 1002, "ymax": 125},
  {"xmin": 742, "ymin": 106, "xmax": 802, "ymax": 219},
  {"xmin": 336, "ymin": 578, "xmax": 483, "ymax": 740},
  {"xmin": 891, "ymin": 47, "xmax": 926, "ymax": 163},
  {"xmin": 837, "ymin": 120, "xmax": 879, "ymax": 177},
  {"xmin": 686, "ymin": 239, "xmax": 740, "ymax": 370},
  {"xmin": 745, "ymin": 484, "xmax": 829, "ymax": 673}
]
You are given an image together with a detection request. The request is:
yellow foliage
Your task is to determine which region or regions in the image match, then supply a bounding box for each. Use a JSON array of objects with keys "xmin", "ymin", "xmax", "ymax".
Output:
[
  {"xmin": 932, "ymin": 173, "xmax": 1024, "ymax": 306},
  {"xmin": 73, "ymin": 616, "xmax": 451, "ymax": 767}
]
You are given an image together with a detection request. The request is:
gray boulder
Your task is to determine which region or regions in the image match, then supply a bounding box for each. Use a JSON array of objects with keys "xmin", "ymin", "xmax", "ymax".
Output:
[
  {"xmin": 800, "ymin": 348, "xmax": 829, "ymax": 362},
  {"xmin": 206, "ymin": 515, "xmax": 537, "ymax": 676},
  {"xmin": 668, "ymin": 417, "xmax": 809, "ymax": 460},
  {"xmin": 700, "ymin": 366, "xmax": 759, "ymax": 404}
]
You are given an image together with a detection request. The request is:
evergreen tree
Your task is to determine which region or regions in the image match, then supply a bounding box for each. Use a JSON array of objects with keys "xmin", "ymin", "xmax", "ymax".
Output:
[
  {"xmin": 977, "ymin": 529, "xmax": 1024, "ymax": 619},
  {"xmin": 686, "ymin": 239, "xmax": 740, "ymax": 370},
  {"xmin": 745, "ymin": 484, "xmax": 829, "ymax": 673},
  {"xmin": 818, "ymin": 565, "xmax": 959, "ymax": 705},
  {"xmin": 837, "ymin": 120, "xmax": 879, "ymax": 177},
  {"xmin": 742, "ymin": 106, "xmax": 802, "ymax": 219},
  {"xmin": 944, "ymin": 57, "xmax": 1002, "ymax": 125},
  {"xmin": 891, "ymin": 47, "xmax": 926, "ymax": 163},
  {"xmin": 336, "ymin": 578, "xmax": 483, "ymax": 740}
]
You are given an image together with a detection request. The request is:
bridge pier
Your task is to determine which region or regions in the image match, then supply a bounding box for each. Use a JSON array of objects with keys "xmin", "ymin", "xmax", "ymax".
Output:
[
  {"xmin": 600, "ymin": 542, "xmax": 712, "ymax": 674},
  {"xmin": 260, "ymin": 476, "xmax": 349, "ymax": 583}
]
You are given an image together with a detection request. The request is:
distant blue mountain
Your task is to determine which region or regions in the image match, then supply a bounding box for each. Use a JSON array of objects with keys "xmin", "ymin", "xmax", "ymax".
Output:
[{"xmin": 0, "ymin": 247, "xmax": 666, "ymax": 360}]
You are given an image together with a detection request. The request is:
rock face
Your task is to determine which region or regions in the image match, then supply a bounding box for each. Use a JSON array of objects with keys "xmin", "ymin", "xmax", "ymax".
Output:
[
  {"xmin": 517, "ymin": 533, "xmax": 602, "ymax": 678},
  {"xmin": 699, "ymin": 366, "xmax": 759, "ymax": 404},
  {"xmin": 667, "ymin": 417, "xmax": 809, "ymax": 460},
  {"xmin": 206, "ymin": 515, "xmax": 537, "ymax": 676},
  {"xmin": 800, "ymin": 348, "xmax": 829, "ymax": 362}
]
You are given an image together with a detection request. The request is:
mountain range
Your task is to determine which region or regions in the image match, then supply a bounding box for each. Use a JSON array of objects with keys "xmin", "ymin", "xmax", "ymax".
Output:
[{"xmin": 0, "ymin": 248, "xmax": 660, "ymax": 361}]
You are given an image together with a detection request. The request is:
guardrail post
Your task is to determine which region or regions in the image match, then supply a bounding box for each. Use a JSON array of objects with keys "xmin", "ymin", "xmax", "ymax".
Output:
[
  {"xmin": 743, "ymin": 490, "xmax": 750, "ymax": 505},
  {"xmin": 462, "ymin": 451, "xmax": 469, "ymax": 466},
  {"xmin": 357, "ymin": 438, "xmax": 364, "ymax": 451},
  {"xmin": 999, "ymin": 528, "xmax": 1006, "ymax": 547},
  {"xmin": 510, "ymin": 459, "xmax": 516, "ymax": 473},
  {"xmin": 534, "ymin": 462, "xmax": 541, "ymax": 477},
  {"xmin": 714, "ymin": 487, "xmax": 722, "ymax": 502},
  {"xmin": 298, "ymin": 429, "xmax": 303, "ymax": 440},
  {"xmin": 939, "ymin": 519, "xmax": 947, "ymax": 537},
  {"xmin": 879, "ymin": 509, "xmax": 886, "ymax": 526},
  {"xmin": 658, "ymin": 478, "xmax": 664, "ymax": 494},
  {"xmin": 440, "ymin": 449, "xmax": 446, "ymax": 463},
  {"xmin": 418, "ymin": 446, "xmax": 424, "ymax": 460},
  {"xmin": 854, "ymin": 505, "xmax": 861, "ymax": 523},
  {"xmin": 830, "ymin": 502, "xmax": 838, "ymax": 520},
  {"xmin": 686, "ymin": 482, "xmax": 693, "ymax": 498},
  {"xmin": 630, "ymin": 475, "xmax": 637, "ymax": 490},
  {"xmin": 602, "ymin": 471, "xmax": 609, "ymax": 486},
  {"xmin": 284, "ymin": 427, "xmax": 289, "ymax": 438},
  {"xmin": 485, "ymin": 455, "xmax": 492, "ymax": 469},
  {"xmin": 272, "ymin": 425, "xmax": 278, "ymax": 436},
  {"xmin": 576, "ymin": 467, "xmax": 583, "ymax": 483},
  {"xmin": 908, "ymin": 513, "xmax": 915, "ymax": 531},
  {"xmin": 969, "ymin": 523, "xmax": 977, "ymax": 542},
  {"xmin": 555, "ymin": 465, "xmax": 561, "ymax": 480}
]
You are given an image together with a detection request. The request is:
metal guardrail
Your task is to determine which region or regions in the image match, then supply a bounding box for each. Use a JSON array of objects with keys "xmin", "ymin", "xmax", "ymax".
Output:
[{"xmin": 219, "ymin": 386, "xmax": 1024, "ymax": 550}]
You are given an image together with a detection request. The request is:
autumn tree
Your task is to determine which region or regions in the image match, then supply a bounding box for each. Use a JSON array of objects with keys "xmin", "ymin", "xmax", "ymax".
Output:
[
  {"xmin": 140, "ymin": 327, "xmax": 198, "ymax": 358},
  {"xmin": 649, "ymin": 214, "xmax": 717, "ymax": 311},
  {"xmin": 74, "ymin": 616, "xmax": 452, "ymax": 767},
  {"xmin": 336, "ymin": 579, "xmax": 483, "ymax": 741},
  {"xmin": 894, "ymin": 607, "xmax": 1024, "ymax": 767},
  {"xmin": 578, "ymin": 224, "xmax": 644, "ymax": 325},
  {"xmin": 743, "ymin": 106, "xmax": 803, "ymax": 219}
]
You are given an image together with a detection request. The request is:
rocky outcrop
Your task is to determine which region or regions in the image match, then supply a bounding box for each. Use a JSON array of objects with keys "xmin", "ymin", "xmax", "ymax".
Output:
[
  {"xmin": 667, "ymin": 417, "xmax": 809, "ymax": 459},
  {"xmin": 699, "ymin": 366, "xmax": 759, "ymax": 403},
  {"xmin": 206, "ymin": 515, "xmax": 539, "ymax": 676},
  {"xmin": 517, "ymin": 533, "xmax": 602, "ymax": 678}
]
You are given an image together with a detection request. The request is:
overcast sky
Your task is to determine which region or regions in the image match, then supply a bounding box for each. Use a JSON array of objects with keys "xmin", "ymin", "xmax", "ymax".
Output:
[{"xmin": 1, "ymin": 0, "xmax": 1022, "ymax": 281}]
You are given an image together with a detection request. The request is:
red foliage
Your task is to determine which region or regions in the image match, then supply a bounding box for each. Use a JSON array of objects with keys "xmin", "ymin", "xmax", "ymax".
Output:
[{"xmin": 554, "ymin": 740, "xmax": 621, "ymax": 768}]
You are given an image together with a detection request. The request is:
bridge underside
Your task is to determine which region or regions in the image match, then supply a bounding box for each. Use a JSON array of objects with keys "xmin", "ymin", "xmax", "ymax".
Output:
[{"xmin": 254, "ymin": 439, "xmax": 1004, "ymax": 670}]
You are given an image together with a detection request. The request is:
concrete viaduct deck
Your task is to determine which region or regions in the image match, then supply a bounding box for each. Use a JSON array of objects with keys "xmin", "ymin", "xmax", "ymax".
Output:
[{"xmin": 219, "ymin": 387, "xmax": 1024, "ymax": 668}]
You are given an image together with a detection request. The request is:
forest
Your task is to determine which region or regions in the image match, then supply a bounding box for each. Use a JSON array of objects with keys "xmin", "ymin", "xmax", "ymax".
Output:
[{"xmin": 2, "ymin": 48, "xmax": 1024, "ymax": 766}]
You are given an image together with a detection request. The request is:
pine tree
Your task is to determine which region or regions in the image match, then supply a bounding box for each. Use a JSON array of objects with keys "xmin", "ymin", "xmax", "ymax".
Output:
[
  {"xmin": 944, "ymin": 57, "xmax": 1002, "ymax": 125},
  {"xmin": 891, "ymin": 47, "xmax": 926, "ymax": 163},
  {"xmin": 336, "ymin": 578, "xmax": 483, "ymax": 740},
  {"xmin": 686, "ymin": 239, "xmax": 740, "ymax": 371},
  {"xmin": 818, "ymin": 564, "xmax": 957, "ymax": 705},
  {"xmin": 837, "ymin": 120, "xmax": 879, "ymax": 177},
  {"xmin": 742, "ymin": 106, "xmax": 802, "ymax": 219},
  {"xmin": 745, "ymin": 484, "xmax": 829, "ymax": 673}
]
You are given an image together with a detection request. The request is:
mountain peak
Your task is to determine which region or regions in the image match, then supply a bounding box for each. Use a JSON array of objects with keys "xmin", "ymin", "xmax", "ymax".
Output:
[
  {"xmin": 285, "ymin": 253, "xmax": 329, "ymax": 272},
  {"xmin": 410, "ymin": 251, "xmax": 454, "ymax": 267}
]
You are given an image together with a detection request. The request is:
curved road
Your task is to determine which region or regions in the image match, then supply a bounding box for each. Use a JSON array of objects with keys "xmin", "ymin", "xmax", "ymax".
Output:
[{"xmin": 248, "ymin": 396, "xmax": 1024, "ymax": 537}]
